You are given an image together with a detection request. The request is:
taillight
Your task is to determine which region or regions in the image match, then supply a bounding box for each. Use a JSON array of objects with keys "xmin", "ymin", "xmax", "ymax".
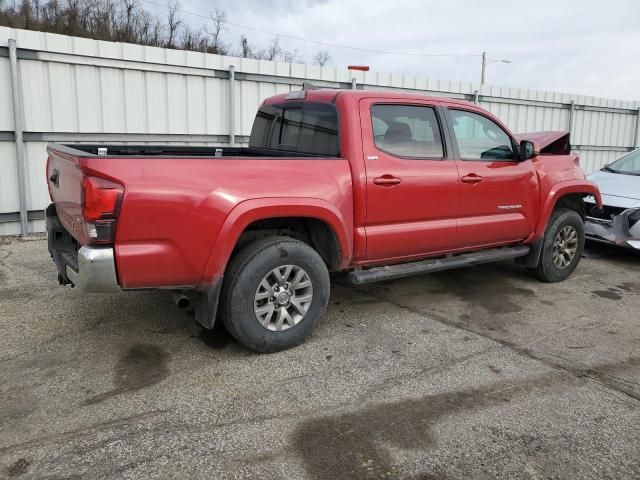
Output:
[
  {"xmin": 46, "ymin": 156, "xmax": 52, "ymax": 201},
  {"xmin": 81, "ymin": 176, "xmax": 124, "ymax": 244}
]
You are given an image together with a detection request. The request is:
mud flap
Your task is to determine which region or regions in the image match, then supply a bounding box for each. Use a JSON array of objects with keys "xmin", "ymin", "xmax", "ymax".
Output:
[
  {"xmin": 515, "ymin": 238, "xmax": 544, "ymax": 268},
  {"xmin": 195, "ymin": 278, "xmax": 223, "ymax": 329}
]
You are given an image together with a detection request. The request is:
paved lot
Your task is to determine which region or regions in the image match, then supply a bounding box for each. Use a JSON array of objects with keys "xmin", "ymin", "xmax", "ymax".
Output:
[{"xmin": 1, "ymin": 236, "xmax": 639, "ymax": 480}]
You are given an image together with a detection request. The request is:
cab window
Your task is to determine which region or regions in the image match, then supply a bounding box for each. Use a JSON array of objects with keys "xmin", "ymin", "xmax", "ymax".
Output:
[
  {"xmin": 371, "ymin": 104, "xmax": 444, "ymax": 159},
  {"xmin": 249, "ymin": 102, "xmax": 339, "ymax": 156},
  {"xmin": 449, "ymin": 109, "xmax": 516, "ymax": 161}
]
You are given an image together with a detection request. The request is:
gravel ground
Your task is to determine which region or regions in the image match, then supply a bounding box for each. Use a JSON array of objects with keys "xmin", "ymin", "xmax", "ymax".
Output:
[{"xmin": 1, "ymin": 236, "xmax": 639, "ymax": 479}]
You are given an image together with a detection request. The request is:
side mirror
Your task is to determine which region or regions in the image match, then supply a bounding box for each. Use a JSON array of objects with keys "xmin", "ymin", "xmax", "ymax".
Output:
[{"xmin": 519, "ymin": 140, "xmax": 540, "ymax": 160}]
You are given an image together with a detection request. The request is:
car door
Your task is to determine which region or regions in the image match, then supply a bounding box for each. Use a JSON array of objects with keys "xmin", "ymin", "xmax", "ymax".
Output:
[
  {"xmin": 360, "ymin": 99, "xmax": 460, "ymax": 261},
  {"xmin": 445, "ymin": 107, "xmax": 538, "ymax": 247}
]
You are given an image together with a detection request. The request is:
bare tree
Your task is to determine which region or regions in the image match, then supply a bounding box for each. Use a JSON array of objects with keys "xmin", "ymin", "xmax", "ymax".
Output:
[
  {"xmin": 121, "ymin": 0, "xmax": 135, "ymax": 42},
  {"xmin": 150, "ymin": 17, "xmax": 164, "ymax": 46},
  {"xmin": 180, "ymin": 23, "xmax": 198, "ymax": 51},
  {"xmin": 165, "ymin": 0, "xmax": 180, "ymax": 47},
  {"xmin": 239, "ymin": 33, "xmax": 252, "ymax": 58},
  {"xmin": 312, "ymin": 49, "xmax": 331, "ymax": 66},
  {"xmin": 0, "ymin": 1, "xmax": 333, "ymax": 64},
  {"xmin": 282, "ymin": 48, "xmax": 302, "ymax": 64},
  {"xmin": 206, "ymin": 7, "xmax": 228, "ymax": 54},
  {"xmin": 92, "ymin": 0, "xmax": 117, "ymax": 41},
  {"xmin": 265, "ymin": 36, "xmax": 282, "ymax": 61},
  {"xmin": 18, "ymin": 0, "xmax": 33, "ymax": 29}
]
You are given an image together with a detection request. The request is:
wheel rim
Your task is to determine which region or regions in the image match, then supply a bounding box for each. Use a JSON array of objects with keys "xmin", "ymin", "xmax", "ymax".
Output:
[
  {"xmin": 552, "ymin": 225, "xmax": 579, "ymax": 269},
  {"xmin": 254, "ymin": 265, "xmax": 313, "ymax": 331}
]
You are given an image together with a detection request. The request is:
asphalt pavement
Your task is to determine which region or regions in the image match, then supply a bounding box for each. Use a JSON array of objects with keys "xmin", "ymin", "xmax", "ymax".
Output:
[{"xmin": 1, "ymin": 236, "xmax": 639, "ymax": 479}]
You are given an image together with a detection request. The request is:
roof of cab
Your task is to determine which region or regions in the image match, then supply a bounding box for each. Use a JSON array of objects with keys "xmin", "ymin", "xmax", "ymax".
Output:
[{"xmin": 262, "ymin": 88, "xmax": 476, "ymax": 108}]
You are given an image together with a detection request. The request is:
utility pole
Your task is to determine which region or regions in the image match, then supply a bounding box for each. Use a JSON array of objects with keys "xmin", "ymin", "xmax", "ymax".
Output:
[{"xmin": 480, "ymin": 51, "xmax": 511, "ymax": 87}]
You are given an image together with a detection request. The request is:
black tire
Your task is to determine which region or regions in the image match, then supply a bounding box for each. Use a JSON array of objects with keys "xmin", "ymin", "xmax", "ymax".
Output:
[
  {"xmin": 528, "ymin": 208, "xmax": 585, "ymax": 283},
  {"xmin": 219, "ymin": 236, "xmax": 330, "ymax": 352}
]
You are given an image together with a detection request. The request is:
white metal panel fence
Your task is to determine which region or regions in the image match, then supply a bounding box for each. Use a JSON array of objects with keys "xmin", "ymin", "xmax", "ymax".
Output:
[{"xmin": 1, "ymin": 26, "xmax": 639, "ymax": 235}]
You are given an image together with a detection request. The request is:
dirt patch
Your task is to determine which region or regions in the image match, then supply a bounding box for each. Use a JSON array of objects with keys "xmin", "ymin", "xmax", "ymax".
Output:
[
  {"xmin": 591, "ymin": 282, "xmax": 639, "ymax": 301},
  {"xmin": 83, "ymin": 343, "xmax": 170, "ymax": 405},
  {"xmin": 292, "ymin": 356, "xmax": 639, "ymax": 480},
  {"xmin": 432, "ymin": 268, "xmax": 536, "ymax": 315},
  {"xmin": 592, "ymin": 290, "xmax": 623, "ymax": 300},
  {"xmin": 616, "ymin": 282, "xmax": 640, "ymax": 293},
  {"xmin": 6, "ymin": 457, "xmax": 31, "ymax": 477},
  {"xmin": 292, "ymin": 372, "xmax": 557, "ymax": 480},
  {"xmin": 368, "ymin": 266, "xmax": 539, "ymax": 334}
]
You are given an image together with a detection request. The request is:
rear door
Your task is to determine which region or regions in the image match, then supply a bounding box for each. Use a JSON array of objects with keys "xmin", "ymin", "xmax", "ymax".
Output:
[
  {"xmin": 445, "ymin": 107, "xmax": 538, "ymax": 246},
  {"xmin": 360, "ymin": 99, "xmax": 460, "ymax": 261}
]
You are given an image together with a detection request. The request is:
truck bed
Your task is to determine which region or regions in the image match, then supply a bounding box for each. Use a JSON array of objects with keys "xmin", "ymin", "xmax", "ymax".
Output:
[
  {"xmin": 54, "ymin": 144, "xmax": 336, "ymax": 158},
  {"xmin": 46, "ymin": 142, "xmax": 354, "ymax": 290}
]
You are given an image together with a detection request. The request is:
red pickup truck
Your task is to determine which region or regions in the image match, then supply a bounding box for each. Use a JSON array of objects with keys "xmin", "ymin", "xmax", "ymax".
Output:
[{"xmin": 46, "ymin": 89, "xmax": 601, "ymax": 352}]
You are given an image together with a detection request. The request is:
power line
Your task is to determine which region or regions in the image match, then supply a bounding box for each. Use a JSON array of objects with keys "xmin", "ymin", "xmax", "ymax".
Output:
[{"xmin": 141, "ymin": 0, "xmax": 481, "ymax": 58}]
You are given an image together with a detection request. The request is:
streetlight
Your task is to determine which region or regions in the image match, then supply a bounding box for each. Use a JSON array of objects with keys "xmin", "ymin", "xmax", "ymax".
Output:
[{"xmin": 480, "ymin": 51, "xmax": 511, "ymax": 86}]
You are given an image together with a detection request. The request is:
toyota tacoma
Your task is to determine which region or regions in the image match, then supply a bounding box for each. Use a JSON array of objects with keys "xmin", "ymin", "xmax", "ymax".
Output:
[{"xmin": 46, "ymin": 89, "xmax": 602, "ymax": 352}]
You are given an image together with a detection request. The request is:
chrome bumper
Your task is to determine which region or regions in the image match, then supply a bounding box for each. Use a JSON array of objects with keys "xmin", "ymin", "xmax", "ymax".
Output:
[
  {"xmin": 585, "ymin": 207, "xmax": 640, "ymax": 250},
  {"xmin": 66, "ymin": 246, "xmax": 121, "ymax": 293}
]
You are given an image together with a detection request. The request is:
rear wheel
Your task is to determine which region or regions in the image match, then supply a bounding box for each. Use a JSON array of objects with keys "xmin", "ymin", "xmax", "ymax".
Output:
[
  {"xmin": 529, "ymin": 208, "xmax": 585, "ymax": 282},
  {"xmin": 220, "ymin": 236, "xmax": 330, "ymax": 352}
]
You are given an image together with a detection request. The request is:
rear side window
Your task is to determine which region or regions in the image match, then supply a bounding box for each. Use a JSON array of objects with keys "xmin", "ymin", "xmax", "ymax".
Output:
[
  {"xmin": 249, "ymin": 102, "xmax": 339, "ymax": 156},
  {"xmin": 371, "ymin": 104, "xmax": 444, "ymax": 159}
]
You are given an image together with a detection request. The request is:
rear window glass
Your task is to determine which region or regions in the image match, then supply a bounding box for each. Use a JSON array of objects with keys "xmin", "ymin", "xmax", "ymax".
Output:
[{"xmin": 249, "ymin": 102, "xmax": 340, "ymax": 156}]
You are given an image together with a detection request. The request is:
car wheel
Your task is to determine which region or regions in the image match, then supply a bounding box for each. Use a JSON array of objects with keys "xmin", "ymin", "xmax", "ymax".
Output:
[
  {"xmin": 220, "ymin": 236, "xmax": 330, "ymax": 352},
  {"xmin": 529, "ymin": 208, "xmax": 585, "ymax": 283}
]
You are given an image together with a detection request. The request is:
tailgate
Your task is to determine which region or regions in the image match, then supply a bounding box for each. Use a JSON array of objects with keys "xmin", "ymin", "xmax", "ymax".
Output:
[{"xmin": 46, "ymin": 146, "xmax": 85, "ymax": 242}]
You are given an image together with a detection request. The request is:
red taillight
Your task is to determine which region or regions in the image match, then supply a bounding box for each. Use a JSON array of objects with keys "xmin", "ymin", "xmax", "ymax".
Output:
[
  {"xmin": 82, "ymin": 176, "xmax": 121, "ymax": 220},
  {"xmin": 46, "ymin": 156, "xmax": 52, "ymax": 201},
  {"xmin": 81, "ymin": 176, "xmax": 124, "ymax": 244}
]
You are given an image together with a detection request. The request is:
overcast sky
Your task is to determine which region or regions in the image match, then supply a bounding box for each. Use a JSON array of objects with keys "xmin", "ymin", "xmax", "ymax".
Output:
[{"xmin": 167, "ymin": 0, "xmax": 639, "ymax": 101}]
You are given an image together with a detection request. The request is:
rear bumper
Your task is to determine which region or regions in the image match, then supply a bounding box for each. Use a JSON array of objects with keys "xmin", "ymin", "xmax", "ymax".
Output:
[
  {"xmin": 67, "ymin": 246, "xmax": 120, "ymax": 293},
  {"xmin": 46, "ymin": 204, "xmax": 121, "ymax": 292}
]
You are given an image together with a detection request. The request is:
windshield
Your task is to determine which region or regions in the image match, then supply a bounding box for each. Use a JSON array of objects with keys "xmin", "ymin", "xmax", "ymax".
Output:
[{"xmin": 606, "ymin": 149, "xmax": 640, "ymax": 175}]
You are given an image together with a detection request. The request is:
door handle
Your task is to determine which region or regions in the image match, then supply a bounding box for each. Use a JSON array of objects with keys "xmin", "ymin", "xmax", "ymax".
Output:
[
  {"xmin": 49, "ymin": 169, "xmax": 60, "ymax": 187},
  {"xmin": 461, "ymin": 174, "xmax": 483, "ymax": 184},
  {"xmin": 373, "ymin": 175, "xmax": 402, "ymax": 186}
]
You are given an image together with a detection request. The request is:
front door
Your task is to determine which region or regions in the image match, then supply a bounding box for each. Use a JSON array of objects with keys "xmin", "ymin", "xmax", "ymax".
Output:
[
  {"xmin": 446, "ymin": 108, "xmax": 538, "ymax": 247},
  {"xmin": 361, "ymin": 99, "xmax": 460, "ymax": 261}
]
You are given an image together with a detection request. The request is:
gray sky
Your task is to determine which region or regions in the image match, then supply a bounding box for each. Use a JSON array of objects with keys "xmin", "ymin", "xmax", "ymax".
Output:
[{"xmin": 169, "ymin": 0, "xmax": 639, "ymax": 101}]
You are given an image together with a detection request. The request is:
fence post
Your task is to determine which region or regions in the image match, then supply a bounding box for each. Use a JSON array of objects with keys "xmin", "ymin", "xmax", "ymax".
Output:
[
  {"xmin": 634, "ymin": 107, "xmax": 640, "ymax": 149},
  {"xmin": 8, "ymin": 39, "xmax": 28, "ymax": 237},
  {"xmin": 351, "ymin": 78, "xmax": 357, "ymax": 90},
  {"xmin": 568, "ymin": 100, "xmax": 576, "ymax": 140},
  {"xmin": 473, "ymin": 89, "xmax": 480, "ymax": 105},
  {"xmin": 228, "ymin": 65, "xmax": 235, "ymax": 146}
]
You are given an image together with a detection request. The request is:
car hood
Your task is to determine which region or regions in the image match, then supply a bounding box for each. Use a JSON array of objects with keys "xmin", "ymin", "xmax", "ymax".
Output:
[
  {"xmin": 515, "ymin": 131, "xmax": 570, "ymax": 155},
  {"xmin": 587, "ymin": 170, "xmax": 640, "ymax": 208}
]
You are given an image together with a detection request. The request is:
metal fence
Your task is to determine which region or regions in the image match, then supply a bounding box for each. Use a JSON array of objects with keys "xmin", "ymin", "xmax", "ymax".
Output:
[{"xmin": 1, "ymin": 26, "xmax": 639, "ymax": 235}]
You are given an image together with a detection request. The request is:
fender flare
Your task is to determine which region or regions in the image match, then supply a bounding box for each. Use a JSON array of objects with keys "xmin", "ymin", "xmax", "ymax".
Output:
[
  {"xmin": 533, "ymin": 180, "xmax": 602, "ymax": 240},
  {"xmin": 199, "ymin": 197, "xmax": 353, "ymax": 285},
  {"xmin": 517, "ymin": 180, "xmax": 601, "ymax": 269}
]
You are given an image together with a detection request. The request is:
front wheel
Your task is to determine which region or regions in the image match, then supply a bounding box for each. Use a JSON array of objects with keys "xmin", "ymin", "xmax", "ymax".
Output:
[
  {"xmin": 220, "ymin": 236, "xmax": 330, "ymax": 352},
  {"xmin": 528, "ymin": 208, "xmax": 585, "ymax": 282}
]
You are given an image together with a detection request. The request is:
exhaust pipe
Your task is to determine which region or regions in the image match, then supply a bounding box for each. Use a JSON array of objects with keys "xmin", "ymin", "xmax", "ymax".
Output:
[{"xmin": 171, "ymin": 292, "xmax": 191, "ymax": 309}]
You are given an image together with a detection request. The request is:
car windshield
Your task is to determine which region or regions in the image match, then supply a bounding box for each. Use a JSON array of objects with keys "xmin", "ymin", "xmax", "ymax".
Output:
[{"xmin": 605, "ymin": 149, "xmax": 640, "ymax": 175}]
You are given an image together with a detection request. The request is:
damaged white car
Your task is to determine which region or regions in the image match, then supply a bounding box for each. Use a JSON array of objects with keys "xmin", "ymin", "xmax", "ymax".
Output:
[{"xmin": 585, "ymin": 148, "xmax": 640, "ymax": 250}]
